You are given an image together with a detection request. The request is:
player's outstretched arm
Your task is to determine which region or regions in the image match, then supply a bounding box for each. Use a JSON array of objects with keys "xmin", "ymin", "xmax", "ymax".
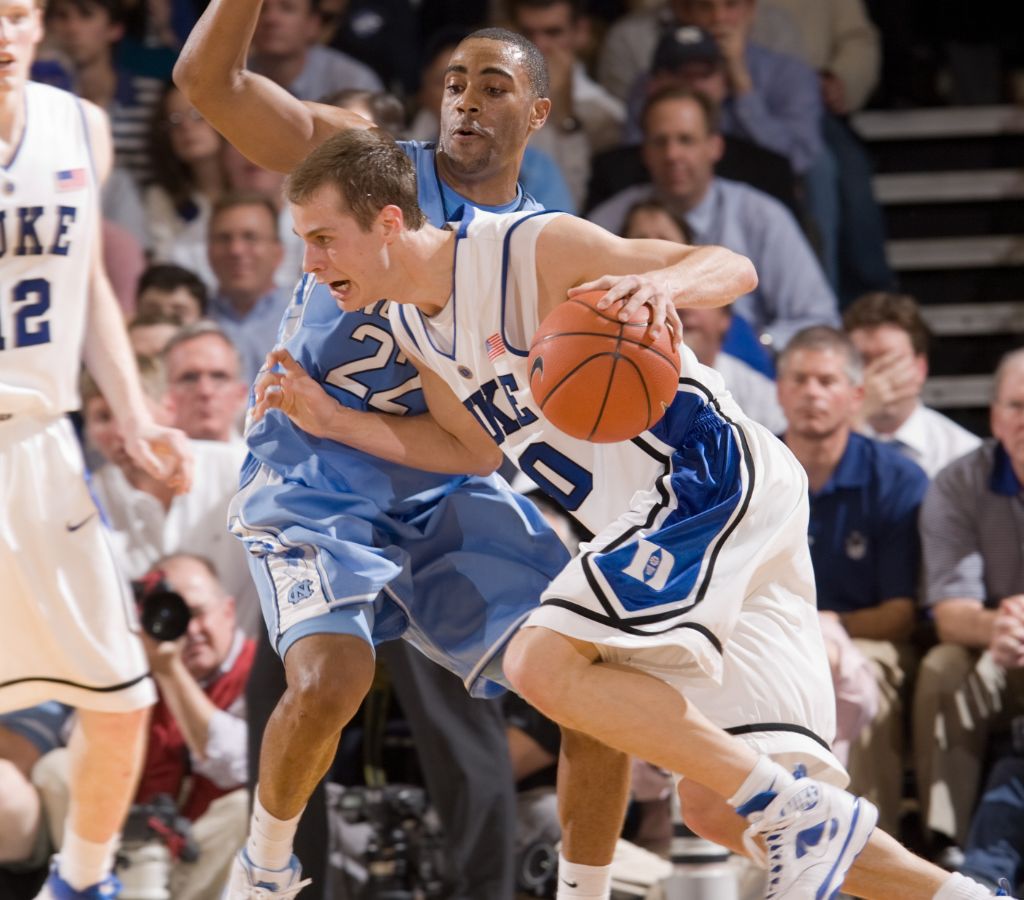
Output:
[
  {"xmin": 535, "ymin": 215, "xmax": 758, "ymax": 343},
  {"xmin": 79, "ymin": 102, "xmax": 193, "ymax": 492},
  {"xmin": 172, "ymin": 0, "xmax": 371, "ymax": 173},
  {"xmin": 255, "ymin": 349, "xmax": 502, "ymax": 476}
]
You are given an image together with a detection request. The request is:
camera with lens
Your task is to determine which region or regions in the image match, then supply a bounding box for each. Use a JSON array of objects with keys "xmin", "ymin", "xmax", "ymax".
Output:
[
  {"xmin": 131, "ymin": 571, "xmax": 191, "ymax": 642},
  {"xmin": 331, "ymin": 784, "xmax": 446, "ymax": 900}
]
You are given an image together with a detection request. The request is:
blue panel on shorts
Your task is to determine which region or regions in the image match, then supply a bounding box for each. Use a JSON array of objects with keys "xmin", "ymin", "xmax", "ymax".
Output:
[
  {"xmin": 594, "ymin": 413, "xmax": 743, "ymax": 613},
  {"xmin": 0, "ymin": 701, "xmax": 73, "ymax": 754}
]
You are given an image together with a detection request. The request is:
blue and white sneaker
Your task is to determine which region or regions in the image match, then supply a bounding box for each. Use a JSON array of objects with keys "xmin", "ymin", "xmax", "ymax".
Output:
[
  {"xmin": 224, "ymin": 849, "xmax": 312, "ymax": 899},
  {"xmin": 34, "ymin": 864, "xmax": 121, "ymax": 899},
  {"xmin": 740, "ymin": 777, "xmax": 877, "ymax": 900}
]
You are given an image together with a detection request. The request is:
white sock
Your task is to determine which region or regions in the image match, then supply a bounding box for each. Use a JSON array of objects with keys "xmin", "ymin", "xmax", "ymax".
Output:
[
  {"xmin": 727, "ymin": 756, "xmax": 796, "ymax": 816},
  {"xmin": 58, "ymin": 827, "xmax": 117, "ymax": 890},
  {"xmin": 246, "ymin": 789, "xmax": 304, "ymax": 871},
  {"xmin": 556, "ymin": 853, "xmax": 612, "ymax": 899},
  {"xmin": 933, "ymin": 872, "xmax": 997, "ymax": 900}
]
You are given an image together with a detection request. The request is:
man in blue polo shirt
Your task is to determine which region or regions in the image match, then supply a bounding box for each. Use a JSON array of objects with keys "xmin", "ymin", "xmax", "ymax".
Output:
[{"xmin": 777, "ymin": 325, "xmax": 928, "ymax": 836}]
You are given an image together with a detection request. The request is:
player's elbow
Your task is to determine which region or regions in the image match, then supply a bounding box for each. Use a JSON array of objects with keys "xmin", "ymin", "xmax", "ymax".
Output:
[
  {"xmin": 467, "ymin": 444, "xmax": 502, "ymax": 477},
  {"xmin": 172, "ymin": 52, "xmax": 202, "ymax": 100}
]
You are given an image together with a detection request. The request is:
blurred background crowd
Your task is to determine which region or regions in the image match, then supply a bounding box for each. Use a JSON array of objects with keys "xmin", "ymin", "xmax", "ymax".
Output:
[{"xmin": 0, "ymin": 0, "xmax": 1022, "ymax": 897}]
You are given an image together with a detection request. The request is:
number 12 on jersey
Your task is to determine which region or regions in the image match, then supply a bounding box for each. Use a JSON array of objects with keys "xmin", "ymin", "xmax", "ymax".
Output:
[{"xmin": 0, "ymin": 279, "xmax": 52, "ymax": 350}]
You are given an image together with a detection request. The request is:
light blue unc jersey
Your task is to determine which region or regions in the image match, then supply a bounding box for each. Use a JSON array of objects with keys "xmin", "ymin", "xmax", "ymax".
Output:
[
  {"xmin": 229, "ymin": 144, "xmax": 569, "ymax": 697},
  {"xmin": 0, "ymin": 83, "xmax": 98, "ymax": 417},
  {"xmin": 390, "ymin": 207, "xmax": 808, "ymax": 679}
]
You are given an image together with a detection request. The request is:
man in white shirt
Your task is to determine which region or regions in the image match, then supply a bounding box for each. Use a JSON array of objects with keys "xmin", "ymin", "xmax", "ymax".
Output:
[
  {"xmin": 843, "ymin": 292, "xmax": 980, "ymax": 478},
  {"xmin": 163, "ymin": 322, "xmax": 249, "ymax": 451},
  {"xmin": 81, "ymin": 358, "xmax": 259, "ymax": 635}
]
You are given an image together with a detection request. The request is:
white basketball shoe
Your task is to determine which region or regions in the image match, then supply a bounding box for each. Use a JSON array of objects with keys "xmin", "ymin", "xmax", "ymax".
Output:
[
  {"xmin": 741, "ymin": 776, "xmax": 877, "ymax": 900},
  {"xmin": 224, "ymin": 849, "xmax": 312, "ymax": 899}
]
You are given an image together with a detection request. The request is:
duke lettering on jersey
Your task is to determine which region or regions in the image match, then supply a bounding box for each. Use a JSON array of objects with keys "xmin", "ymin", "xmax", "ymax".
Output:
[
  {"xmin": 0, "ymin": 206, "xmax": 79, "ymax": 258},
  {"xmin": 464, "ymin": 373, "xmax": 538, "ymax": 445}
]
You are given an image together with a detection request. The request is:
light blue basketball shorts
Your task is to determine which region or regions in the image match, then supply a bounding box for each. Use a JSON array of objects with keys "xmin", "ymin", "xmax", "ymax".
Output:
[{"xmin": 229, "ymin": 463, "xmax": 570, "ymax": 698}]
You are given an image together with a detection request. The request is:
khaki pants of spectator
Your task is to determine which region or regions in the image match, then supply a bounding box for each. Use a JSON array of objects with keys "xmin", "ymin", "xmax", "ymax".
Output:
[
  {"xmin": 33, "ymin": 748, "xmax": 249, "ymax": 900},
  {"xmin": 912, "ymin": 644, "xmax": 1024, "ymax": 846},
  {"xmin": 845, "ymin": 639, "xmax": 917, "ymax": 837}
]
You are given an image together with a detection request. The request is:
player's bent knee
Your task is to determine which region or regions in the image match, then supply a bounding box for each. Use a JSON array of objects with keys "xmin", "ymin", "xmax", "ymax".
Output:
[
  {"xmin": 0, "ymin": 760, "xmax": 43, "ymax": 864},
  {"xmin": 283, "ymin": 634, "xmax": 375, "ymax": 727},
  {"xmin": 503, "ymin": 629, "xmax": 579, "ymax": 714}
]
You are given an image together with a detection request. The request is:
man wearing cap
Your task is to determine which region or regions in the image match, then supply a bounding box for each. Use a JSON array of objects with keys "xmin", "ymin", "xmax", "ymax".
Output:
[{"xmin": 587, "ymin": 84, "xmax": 838, "ymax": 352}]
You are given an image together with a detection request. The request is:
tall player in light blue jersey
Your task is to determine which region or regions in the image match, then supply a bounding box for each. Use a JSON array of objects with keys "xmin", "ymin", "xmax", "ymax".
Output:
[
  {"xmin": 272, "ymin": 128, "xmax": 1017, "ymax": 900},
  {"xmin": 175, "ymin": 13, "xmax": 669, "ymax": 900},
  {"xmin": 0, "ymin": 0, "xmax": 192, "ymax": 896}
]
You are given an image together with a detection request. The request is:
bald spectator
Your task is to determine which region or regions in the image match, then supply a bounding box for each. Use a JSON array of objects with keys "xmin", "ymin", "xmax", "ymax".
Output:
[
  {"xmin": 81, "ymin": 357, "xmax": 258, "ymax": 634},
  {"xmin": 205, "ymin": 193, "xmax": 289, "ymax": 384},
  {"xmin": 844, "ymin": 292, "xmax": 980, "ymax": 478},
  {"xmin": 163, "ymin": 322, "xmax": 249, "ymax": 450},
  {"xmin": 777, "ymin": 326, "xmax": 927, "ymax": 834},
  {"xmin": 589, "ymin": 86, "xmax": 837, "ymax": 351},
  {"xmin": 914, "ymin": 349, "xmax": 1024, "ymax": 865}
]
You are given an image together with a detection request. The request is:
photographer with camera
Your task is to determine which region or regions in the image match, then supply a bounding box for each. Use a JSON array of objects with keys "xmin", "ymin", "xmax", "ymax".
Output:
[{"xmin": 0, "ymin": 554, "xmax": 255, "ymax": 900}]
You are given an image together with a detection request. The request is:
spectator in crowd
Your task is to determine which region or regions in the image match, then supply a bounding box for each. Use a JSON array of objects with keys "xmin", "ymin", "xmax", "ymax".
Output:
[
  {"xmin": 403, "ymin": 25, "xmax": 577, "ymax": 212},
  {"xmin": 0, "ymin": 555, "xmax": 254, "ymax": 900},
  {"xmin": 507, "ymin": 0, "xmax": 626, "ymax": 210},
  {"xmin": 844, "ymin": 292, "xmax": 981, "ymax": 478},
  {"xmin": 136, "ymin": 263, "xmax": 210, "ymax": 325},
  {"xmin": 621, "ymin": 199, "xmax": 784, "ymax": 430},
  {"xmin": 777, "ymin": 325, "xmax": 928, "ymax": 834},
  {"xmin": 144, "ymin": 85, "xmax": 227, "ymax": 290},
  {"xmin": 596, "ymin": 0, "xmax": 803, "ymax": 103},
  {"xmin": 318, "ymin": 0, "xmax": 419, "ymax": 95},
  {"xmin": 162, "ymin": 322, "xmax": 250, "ymax": 449},
  {"xmin": 45, "ymin": 0, "xmax": 165, "ymax": 185},
  {"xmin": 220, "ymin": 142, "xmax": 305, "ymax": 290},
  {"xmin": 205, "ymin": 193, "xmax": 289, "ymax": 384},
  {"xmin": 81, "ymin": 357, "xmax": 259, "ymax": 634},
  {"xmin": 588, "ymin": 86, "xmax": 838, "ymax": 352},
  {"xmin": 757, "ymin": 0, "xmax": 893, "ymax": 303},
  {"xmin": 249, "ymin": 0, "xmax": 382, "ymax": 100},
  {"xmin": 914, "ymin": 348, "xmax": 1024, "ymax": 866},
  {"xmin": 127, "ymin": 312, "xmax": 182, "ymax": 357},
  {"xmin": 584, "ymin": 29, "xmax": 801, "ymax": 220}
]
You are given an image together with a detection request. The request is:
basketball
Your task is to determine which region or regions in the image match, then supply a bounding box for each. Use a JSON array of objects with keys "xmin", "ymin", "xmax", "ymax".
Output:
[{"xmin": 527, "ymin": 290, "xmax": 681, "ymax": 443}]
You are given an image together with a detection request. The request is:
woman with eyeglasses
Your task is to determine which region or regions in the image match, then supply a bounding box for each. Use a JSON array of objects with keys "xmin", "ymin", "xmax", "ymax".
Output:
[{"xmin": 143, "ymin": 83, "xmax": 227, "ymax": 290}]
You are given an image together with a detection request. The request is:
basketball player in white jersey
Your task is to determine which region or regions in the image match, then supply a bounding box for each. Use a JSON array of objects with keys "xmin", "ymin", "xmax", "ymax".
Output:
[
  {"xmin": 0, "ymin": 0, "xmax": 192, "ymax": 896},
  {"xmin": 261, "ymin": 129, "xmax": 1010, "ymax": 900}
]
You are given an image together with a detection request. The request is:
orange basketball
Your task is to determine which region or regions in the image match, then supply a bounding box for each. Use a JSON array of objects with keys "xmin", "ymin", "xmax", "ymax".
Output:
[{"xmin": 527, "ymin": 290, "xmax": 680, "ymax": 443}]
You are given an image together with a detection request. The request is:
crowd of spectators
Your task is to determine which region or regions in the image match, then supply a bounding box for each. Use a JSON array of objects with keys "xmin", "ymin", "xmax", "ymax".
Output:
[{"xmin": 1, "ymin": 0, "xmax": 1021, "ymax": 897}]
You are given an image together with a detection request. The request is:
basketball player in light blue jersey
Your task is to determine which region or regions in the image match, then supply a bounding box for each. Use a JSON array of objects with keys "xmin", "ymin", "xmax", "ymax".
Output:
[
  {"xmin": 270, "ymin": 127, "xmax": 1016, "ymax": 900},
  {"xmin": 176, "ymin": 14, "xmax": 665, "ymax": 900},
  {"xmin": 0, "ymin": 0, "xmax": 192, "ymax": 896}
]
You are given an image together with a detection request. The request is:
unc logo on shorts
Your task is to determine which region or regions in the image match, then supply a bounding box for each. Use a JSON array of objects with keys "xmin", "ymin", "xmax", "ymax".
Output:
[
  {"xmin": 287, "ymin": 579, "xmax": 314, "ymax": 605},
  {"xmin": 623, "ymin": 539, "xmax": 675, "ymax": 592}
]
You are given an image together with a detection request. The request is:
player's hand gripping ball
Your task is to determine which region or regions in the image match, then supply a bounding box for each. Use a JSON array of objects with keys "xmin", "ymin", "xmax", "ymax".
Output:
[{"xmin": 527, "ymin": 290, "xmax": 681, "ymax": 443}]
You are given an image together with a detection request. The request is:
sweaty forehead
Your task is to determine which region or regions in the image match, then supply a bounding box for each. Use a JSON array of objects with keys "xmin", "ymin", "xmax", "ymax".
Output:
[{"xmin": 447, "ymin": 39, "xmax": 527, "ymax": 81}]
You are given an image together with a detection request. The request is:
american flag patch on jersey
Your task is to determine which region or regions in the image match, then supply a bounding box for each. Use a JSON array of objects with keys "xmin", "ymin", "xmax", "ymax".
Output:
[
  {"xmin": 56, "ymin": 168, "xmax": 87, "ymax": 191},
  {"xmin": 485, "ymin": 333, "xmax": 506, "ymax": 360}
]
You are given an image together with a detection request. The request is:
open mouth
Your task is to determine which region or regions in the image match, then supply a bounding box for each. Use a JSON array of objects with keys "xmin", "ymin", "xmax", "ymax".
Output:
[{"xmin": 328, "ymin": 280, "xmax": 352, "ymax": 302}]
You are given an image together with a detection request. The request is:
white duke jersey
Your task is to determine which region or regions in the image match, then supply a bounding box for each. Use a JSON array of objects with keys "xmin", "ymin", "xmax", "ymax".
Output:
[
  {"xmin": 0, "ymin": 83, "xmax": 99, "ymax": 417},
  {"xmin": 392, "ymin": 208, "xmax": 742, "ymax": 538}
]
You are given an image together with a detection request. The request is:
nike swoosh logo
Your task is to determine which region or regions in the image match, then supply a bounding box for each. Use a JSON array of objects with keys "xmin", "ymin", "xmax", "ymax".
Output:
[
  {"xmin": 530, "ymin": 355, "xmax": 544, "ymax": 380},
  {"xmin": 66, "ymin": 513, "xmax": 96, "ymax": 532},
  {"xmin": 560, "ymin": 878, "xmax": 578, "ymax": 888}
]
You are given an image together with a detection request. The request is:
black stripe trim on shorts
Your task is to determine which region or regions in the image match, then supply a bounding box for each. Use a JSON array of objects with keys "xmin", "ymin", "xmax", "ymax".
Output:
[
  {"xmin": 725, "ymin": 722, "xmax": 832, "ymax": 753},
  {"xmin": 541, "ymin": 596, "xmax": 724, "ymax": 652},
  {"xmin": 0, "ymin": 671, "xmax": 150, "ymax": 694}
]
